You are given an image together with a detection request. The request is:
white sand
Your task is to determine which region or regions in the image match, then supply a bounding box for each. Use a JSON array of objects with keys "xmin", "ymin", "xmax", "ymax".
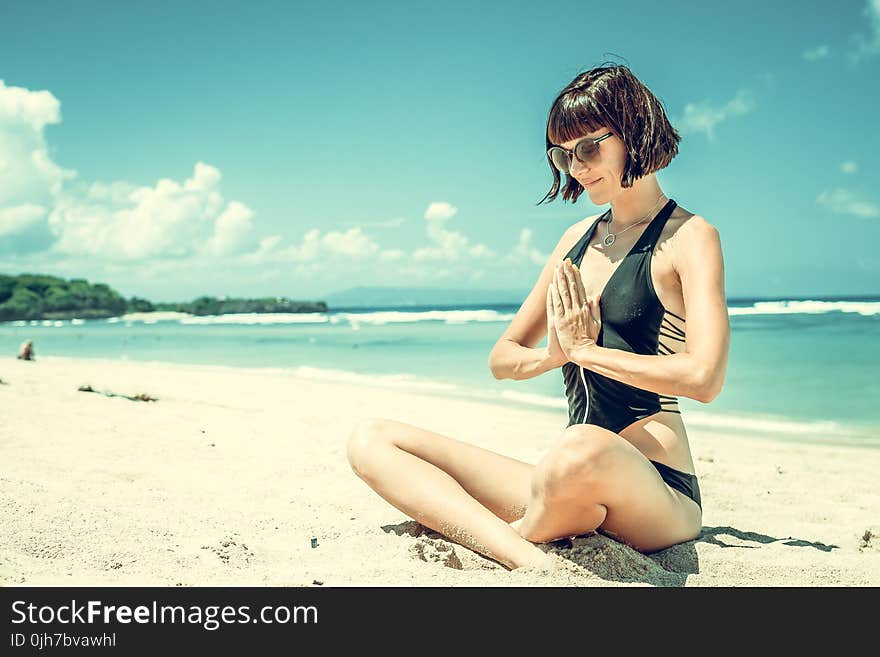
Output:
[{"xmin": 1, "ymin": 355, "xmax": 877, "ymax": 586}]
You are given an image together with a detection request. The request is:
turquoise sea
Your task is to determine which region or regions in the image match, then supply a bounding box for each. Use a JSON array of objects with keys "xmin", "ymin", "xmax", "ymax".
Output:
[{"xmin": 2, "ymin": 295, "xmax": 878, "ymax": 449}]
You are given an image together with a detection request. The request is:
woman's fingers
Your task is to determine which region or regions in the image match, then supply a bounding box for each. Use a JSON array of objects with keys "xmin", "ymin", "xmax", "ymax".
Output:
[
  {"xmin": 574, "ymin": 262, "xmax": 584, "ymax": 306},
  {"xmin": 557, "ymin": 259, "xmax": 581, "ymax": 313},
  {"xmin": 554, "ymin": 266, "xmax": 570, "ymax": 314},
  {"xmin": 572, "ymin": 263, "xmax": 588, "ymax": 303},
  {"xmin": 562, "ymin": 259, "xmax": 590, "ymax": 310},
  {"xmin": 558, "ymin": 260, "xmax": 602, "ymax": 328},
  {"xmin": 550, "ymin": 281, "xmax": 562, "ymax": 318}
]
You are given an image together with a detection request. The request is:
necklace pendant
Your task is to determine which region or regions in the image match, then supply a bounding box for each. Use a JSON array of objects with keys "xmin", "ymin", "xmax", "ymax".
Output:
[{"xmin": 603, "ymin": 233, "xmax": 616, "ymax": 247}]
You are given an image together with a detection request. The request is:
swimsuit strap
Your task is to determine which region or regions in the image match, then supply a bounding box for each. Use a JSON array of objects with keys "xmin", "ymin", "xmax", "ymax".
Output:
[
  {"xmin": 630, "ymin": 198, "xmax": 677, "ymax": 255},
  {"xmin": 566, "ymin": 210, "xmax": 609, "ymax": 264},
  {"xmin": 567, "ymin": 199, "xmax": 676, "ymax": 265}
]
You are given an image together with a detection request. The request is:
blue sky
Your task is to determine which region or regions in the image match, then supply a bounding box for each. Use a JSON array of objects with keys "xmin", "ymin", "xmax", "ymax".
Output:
[{"xmin": 1, "ymin": 0, "xmax": 878, "ymax": 302}]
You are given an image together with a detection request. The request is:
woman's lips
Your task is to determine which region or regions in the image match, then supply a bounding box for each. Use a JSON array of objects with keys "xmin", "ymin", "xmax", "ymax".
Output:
[{"xmin": 585, "ymin": 178, "xmax": 602, "ymax": 187}]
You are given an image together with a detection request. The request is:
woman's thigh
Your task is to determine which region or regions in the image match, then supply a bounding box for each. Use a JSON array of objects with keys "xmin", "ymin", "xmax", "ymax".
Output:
[
  {"xmin": 352, "ymin": 417, "xmax": 535, "ymax": 523},
  {"xmin": 585, "ymin": 433, "xmax": 702, "ymax": 552}
]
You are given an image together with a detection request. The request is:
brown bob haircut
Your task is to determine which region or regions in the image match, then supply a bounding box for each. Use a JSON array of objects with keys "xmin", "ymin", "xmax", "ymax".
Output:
[{"xmin": 538, "ymin": 63, "xmax": 681, "ymax": 205}]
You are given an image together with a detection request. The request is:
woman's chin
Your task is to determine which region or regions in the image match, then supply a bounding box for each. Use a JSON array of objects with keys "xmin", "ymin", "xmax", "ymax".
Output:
[{"xmin": 587, "ymin": 189, "xmax": 605, "ymax": 203}]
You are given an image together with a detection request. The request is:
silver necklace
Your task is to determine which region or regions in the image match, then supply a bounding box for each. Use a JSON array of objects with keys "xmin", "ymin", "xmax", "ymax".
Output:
[{"xmin": 602, "ymin": 195, "xmax": 667, "ymax": 247}]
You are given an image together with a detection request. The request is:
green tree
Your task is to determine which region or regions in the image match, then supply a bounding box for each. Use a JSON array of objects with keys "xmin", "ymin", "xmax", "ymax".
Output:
[{"xmin": 0, "ymin": 287, "xmax": 44, "ymax": 321}]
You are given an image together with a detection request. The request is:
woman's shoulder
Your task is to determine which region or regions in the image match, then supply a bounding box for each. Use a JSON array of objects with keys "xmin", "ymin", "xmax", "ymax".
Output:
[
  {"xmin": 676, "ymin": 211, "xmax": 719, "ymax": 241},
  {"xmin": 668, "ymin": 206, "xmax": 719, "ymax": 243},
  {"xmin": 568, "ymin": 211, "xmax": 606, "ymax": 240},
  {"xmin": 560, "ymin": 212, "xmax": 605, "ymax": 255},
  {"xmin": 667, "ymin": 208, "xmax": 723, "ymax": 272}
]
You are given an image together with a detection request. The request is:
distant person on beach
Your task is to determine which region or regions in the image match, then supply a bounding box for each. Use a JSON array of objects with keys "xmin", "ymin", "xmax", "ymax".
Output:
[
  {"xmin": 17, "ymin": 339, "xmax": 35, "ymax": 361},
  {"xmin": 347, "ymin": 63, "xmax": 731, "ymax": 570}
]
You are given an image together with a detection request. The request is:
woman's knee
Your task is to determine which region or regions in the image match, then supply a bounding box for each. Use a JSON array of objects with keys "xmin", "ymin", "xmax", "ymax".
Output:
[
  {"xmin": 346, "ymin": 417, "xmax": 394, "ymax": 474},
  {"xmin": 535, "ymin": 426, "xmax": 621, "ymax": 500}
]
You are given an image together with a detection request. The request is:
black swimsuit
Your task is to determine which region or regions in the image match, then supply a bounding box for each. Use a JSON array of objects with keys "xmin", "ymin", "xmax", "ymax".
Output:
[{"xmin": 560, "ymin": 198, "xmax": 701, "ymax": 510}]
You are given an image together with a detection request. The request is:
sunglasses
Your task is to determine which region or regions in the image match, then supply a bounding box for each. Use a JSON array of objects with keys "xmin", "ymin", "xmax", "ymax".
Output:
[{"xmin": 547, "ymin": 131, "xmax": 613, "ymax": 174}]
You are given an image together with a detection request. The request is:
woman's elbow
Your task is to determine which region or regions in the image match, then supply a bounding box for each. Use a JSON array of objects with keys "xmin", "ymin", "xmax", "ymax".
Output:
[
  {"xmin": 489, "ymin": 339, "xmax": 521, "ymax": 380},
  {"xmin": 487, "ymin": 347, "xmax": 504, "ymax": 380},
  {"xmin": 694, "ymin": 371, "xmax": 724, "ymax": 403}
]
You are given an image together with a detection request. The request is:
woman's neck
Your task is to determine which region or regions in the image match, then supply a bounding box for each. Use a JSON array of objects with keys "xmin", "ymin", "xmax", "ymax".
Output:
[{"xmin": 607, "ymin": 178, "xmax": 667, "ymax": 228}]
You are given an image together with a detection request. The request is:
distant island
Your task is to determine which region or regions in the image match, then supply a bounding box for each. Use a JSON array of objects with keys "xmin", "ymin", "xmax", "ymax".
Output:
[
  {"xmin": 5, "ymin": 274, "xmax": 873, "ymax": 323},
  {"xmin": 0, "ymin": 273, "xmax": 326, "ymax": 322}
]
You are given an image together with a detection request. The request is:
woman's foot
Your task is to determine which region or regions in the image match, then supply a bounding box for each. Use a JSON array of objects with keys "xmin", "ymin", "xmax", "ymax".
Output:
[{"xmin": 505, "ymin": 516, "xmax": 554, "ymax": 569}]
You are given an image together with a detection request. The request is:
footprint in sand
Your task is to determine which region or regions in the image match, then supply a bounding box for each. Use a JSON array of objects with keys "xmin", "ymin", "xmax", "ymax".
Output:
[
  {"xmin": 200, "ymin": 535, "xmax": 254, "ymax": 567},
  {"xmin": 384, "ymin": 521, "xmax": 502, "ymax": 571},
  {"xmin": 409, "ymin": 537, "xmax": 464, "ymax": 569}
]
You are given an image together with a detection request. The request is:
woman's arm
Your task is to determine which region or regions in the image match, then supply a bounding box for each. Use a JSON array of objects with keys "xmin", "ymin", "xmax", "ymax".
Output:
[
  {"xmin": 489, "ymin": 219, "xmax": 592, "ymax": 380},
  {"xmin": 569, "ymin": 217, "xmax": 730, "ymax": 403},
  {"xmin": 489, "ymin": 342, "xmax": 560, "ymax": 381}
]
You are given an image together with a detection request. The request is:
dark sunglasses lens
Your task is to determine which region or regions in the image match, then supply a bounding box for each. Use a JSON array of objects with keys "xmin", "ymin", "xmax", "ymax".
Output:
[
  {"xmin": 549, "ymin": 148, "xmax": 570, "ymax": 173},
  {"xmin": 575, "ymin": 140, "xmax": 599, "ymax": 163}
]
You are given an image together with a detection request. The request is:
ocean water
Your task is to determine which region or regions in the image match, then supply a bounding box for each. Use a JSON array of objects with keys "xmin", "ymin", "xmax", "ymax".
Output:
[{"xmin": 2, "ymin": 296, "xmax": 878, "ymax": 449}]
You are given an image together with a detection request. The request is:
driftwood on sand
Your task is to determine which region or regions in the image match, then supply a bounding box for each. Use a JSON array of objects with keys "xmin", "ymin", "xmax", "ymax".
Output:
[{"xmin": 77, "ymin": 384, "xmax": 158, "ymax": 402}]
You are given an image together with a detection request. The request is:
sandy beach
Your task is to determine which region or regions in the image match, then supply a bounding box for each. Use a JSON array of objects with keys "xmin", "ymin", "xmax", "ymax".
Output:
[{"xmin": 1, "ymin": 354, "xmax": 877, "ymax": 587}]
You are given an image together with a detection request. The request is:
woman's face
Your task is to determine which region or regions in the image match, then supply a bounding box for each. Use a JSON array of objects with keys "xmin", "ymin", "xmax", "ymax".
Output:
[{"xmin": 556, "ymin": 126, "xmax": 626, "ymax": 202}]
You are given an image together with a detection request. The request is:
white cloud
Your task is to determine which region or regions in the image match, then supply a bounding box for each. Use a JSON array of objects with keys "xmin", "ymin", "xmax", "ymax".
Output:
[
  {"xmin": 468, "ymin": 243, "xmax": 492, "ymax": 258},
  {"xmin": 290, "ymin": 228, "xmax": 321, "ymax": 261},
  {"xmin": 413, "ymin": 201, "xmax": 496, "ymax": 262},
  {"xmin": 424, "ymin": 219, "xmax": 467, "ymax": 251},
  {"xmin": 0, "ymin": 204, "xmax": 47, "ymax": 237},
  {"xmin": 677, "ymin": 88, "xmax": 756, "ymax": 142},
  {"xmin": 378, "ymin": 249, "xmax": 405, "ymax": 262},
  {"xmin": 848, "ymin": 0, "xmax": 880, "ymax": 63},
  {"xmin": 240, "ymin": 201, "xmax": 502, "ymax": 276},
  {"xmin": 247, "ymin": 234, "xmax": 282, "ymax": 260},
  {"xmin": 0, "ymin": 79, "xmax": 544, "ymax": 291},
  {"xmin": 321, "ymin": 226, "xmax": 381, "ymax": 258},
  {"xmin": 47, "ymin": 162, "xmax": 255, "ymax": 260},
  {"xmin": 245, "ymin": 226, "xmax": 383, "ymax": 264},
  {"xmin": 203, "ymin": 201, "xmax": 256, "ymax": 257},
  {"xmin": 424, "ymin": 201, "xmax": 458, "ymax": 221},
  {"xmin": 0, "ymin": 79, "xmax": 261, "ymax": 263},
  {"xmin": 238, "ymin": 234, "xmax": 285, "ymax": 267},
  {"xmin": 816, "ymin": 188, "xmax": 879, "ymax": 218},
  {"xmin": 508, "ymin": 227, "xmax": 549, "ymax": 267},
  {"xmin": 0, "ymin": 79, "xmax": 63, "ymax": 132},
  {"xmin": 0, "ymin": 79, "xmax": 76, "ymax": 216},
  {"xmin": 841, "ymin": 160, "xmax": 858, "ymax": 174},
  {"xmin": 803, "ymin": 45, "xmax": 831, "ymax": 61}
]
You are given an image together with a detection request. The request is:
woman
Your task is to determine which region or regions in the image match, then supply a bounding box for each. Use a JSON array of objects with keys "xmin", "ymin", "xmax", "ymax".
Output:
[{"xmin": 346, "ymin": 63, "xmax": 730, "ymax": 571}]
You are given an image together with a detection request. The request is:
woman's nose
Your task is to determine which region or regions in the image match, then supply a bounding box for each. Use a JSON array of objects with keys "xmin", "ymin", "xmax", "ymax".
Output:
[{"xmin": 569, "ymin": 157, "xmax": 592, "ymax": 177}]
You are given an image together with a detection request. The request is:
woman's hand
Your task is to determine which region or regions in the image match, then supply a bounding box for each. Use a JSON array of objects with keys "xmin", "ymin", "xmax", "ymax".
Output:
[
  {"xmin": 543, "ymin": 281, "xmax": 570, "ymax": 369},
  {"xmin": 550, "ymin": 258, "xmax": 602, "ymax": 358}
]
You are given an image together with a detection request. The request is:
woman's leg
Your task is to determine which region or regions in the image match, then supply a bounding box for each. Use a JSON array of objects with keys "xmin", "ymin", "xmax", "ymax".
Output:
[
  {"xmin": 346, "ymin": 417, "xmax": 550, "ymax": 570},
  {"xmin": 514, "ymin": 424, "xmax": 702, "ymax": 552}
]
